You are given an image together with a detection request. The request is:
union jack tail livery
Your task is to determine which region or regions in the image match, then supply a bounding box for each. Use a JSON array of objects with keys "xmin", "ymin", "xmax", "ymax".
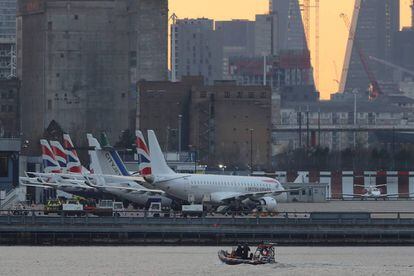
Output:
[
  {"xmin": 63, "ymin": 134, "xmax": 83, "ymax": 173},
  {"xmin": 40, "ymin": 139, "xmax": 61, "ymax": 173},
  {"xmin": 136, "ymin": 130, "xmax": 151, "ymax": 176},
  {"xmin": 50, "ymin": 141, "xmax": 67, "ymax": 171}
]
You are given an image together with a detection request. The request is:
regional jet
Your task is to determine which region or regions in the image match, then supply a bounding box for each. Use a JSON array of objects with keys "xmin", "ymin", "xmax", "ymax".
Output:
[{"xmin": 142, "ymin": 130, "xmax": 297, "ymax": 213}]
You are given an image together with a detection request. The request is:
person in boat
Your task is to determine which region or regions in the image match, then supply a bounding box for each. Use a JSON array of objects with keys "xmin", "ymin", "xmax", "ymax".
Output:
[
  {"xmin": 242, "ymin": 243, "xmax": 250, "ymax": 260},
  {"xmin": 235, "ymin": 244, "xmax": 243, "ymax": 258}
]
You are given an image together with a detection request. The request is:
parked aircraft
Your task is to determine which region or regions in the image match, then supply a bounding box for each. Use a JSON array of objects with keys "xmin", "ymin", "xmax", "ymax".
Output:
[
  {"xmin": 144, "ymin": 130, "xmax": 296, "ymax": 213},
  {"xmin": 342, "ymin": 183, "xmax": 410, "ymax": 199},
  {"xmin": 85, "ymin": 133, "xmax": 171, "ymax": 207}
]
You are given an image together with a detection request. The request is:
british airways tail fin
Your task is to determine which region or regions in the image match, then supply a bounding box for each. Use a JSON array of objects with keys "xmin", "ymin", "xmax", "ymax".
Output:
[
  {"xmin": 136, "ymin": 130, "xmax": 151, "ymax": 177},
  {"xmin": 40, "ymin": 139, "xmax": 61, "ymax": 173},
  {"xmin": 49, "ymin": 141, "xmax": 67, "ymax": 172},
  {"xmin": 147, "ymin": 130, "xmax": 175, "ymax": 175},
  {"xmin": 63, "ymin": 134, "xmax": 84, "ymax": 173}
]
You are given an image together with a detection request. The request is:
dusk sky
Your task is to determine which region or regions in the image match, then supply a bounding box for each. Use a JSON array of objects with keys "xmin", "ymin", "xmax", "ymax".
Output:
[{"xmin": 170, "ymin": 0, "xmax": 413, "ymax": 98}]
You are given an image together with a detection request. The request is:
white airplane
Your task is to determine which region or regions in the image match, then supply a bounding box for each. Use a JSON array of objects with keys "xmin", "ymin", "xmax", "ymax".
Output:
[
  {"xmin": 144, "ymin": 130, "xmax": 296, "ymax": 213},
  {"xmin": 20, "ymin": 139, "xmax": 98, "ymax": 196},
  {"xmin": 342, "ymin": 183, "xmax": 411, "ymax": 199},
  {"xmin": 85, "ymin": 133, "xmax": 171, "ymax": 208}
]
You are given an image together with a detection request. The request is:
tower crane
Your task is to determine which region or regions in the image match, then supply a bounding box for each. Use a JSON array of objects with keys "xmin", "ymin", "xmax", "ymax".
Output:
[{"xmin": 340, "ymin": 13, "xmax": 382, "ymax": 99}]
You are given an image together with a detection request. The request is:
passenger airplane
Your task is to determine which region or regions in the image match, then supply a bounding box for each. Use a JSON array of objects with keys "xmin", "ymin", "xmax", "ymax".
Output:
[
  {"xmin": 20, "ymin": 139, "xmax": 97, "ymax": 195},
  {"xmin": 144, "ymin": 130, "xmax": 296, "ymax": 213},
  {"xmin": 21, "ymin": 134, "xmax": 167, "ymax": 208},
  {"xmin": 85, "ymin": 133, "xmax": 171, "ymax": 207}
]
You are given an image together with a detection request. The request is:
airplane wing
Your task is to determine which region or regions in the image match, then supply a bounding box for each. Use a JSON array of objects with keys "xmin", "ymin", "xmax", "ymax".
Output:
[
  {"xmin": 97, "ymin": 184, "xmax": 165, "ymax": 195},
  {"xmin": 211, "ymin": 191, "xmax": 274, "ymax": 204},
  {"xmin": 211, "ymin": 186, "xmax": 307, "ymax": 204},
  {"xmin": 339, "ymin": 193, "xmax": 366, "ymax": 197}
]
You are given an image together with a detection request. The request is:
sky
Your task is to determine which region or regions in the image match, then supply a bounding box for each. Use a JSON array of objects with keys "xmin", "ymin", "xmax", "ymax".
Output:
[{"xmin": 170, "ymin": 0, "xmax": 413, "ymax": 99}]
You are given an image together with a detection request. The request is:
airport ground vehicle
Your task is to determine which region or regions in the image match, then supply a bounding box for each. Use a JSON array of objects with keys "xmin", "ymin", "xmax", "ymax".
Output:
[
  {"xmin": 44, "ymin": 199, "xmax": 63, "ymax": 215},
  {"xmin": 181, "ymin": 204, "xmax": 204, "ymax": 217},
  {"xmin": 92, "ymin": 200, "xmax": 125, "ymax": 216}
]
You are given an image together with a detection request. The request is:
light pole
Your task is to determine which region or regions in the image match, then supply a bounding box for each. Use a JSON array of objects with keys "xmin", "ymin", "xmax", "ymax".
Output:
[
  {"xmin": 178, "ymin": 114, "xmax": 182, "ymax": 158},
  {"xmin": 352, "ymin": 89, "xmax": 358, "ymax": 149},
  {"xmin": 250, "ymin": 128, "xmax": 254, "ymax": 174}
]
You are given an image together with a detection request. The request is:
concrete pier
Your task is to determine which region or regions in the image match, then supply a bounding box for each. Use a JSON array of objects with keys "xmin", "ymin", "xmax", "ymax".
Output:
[{"xmin": 1, "ymin": 212, "xmax": 414, "ymax": 245}]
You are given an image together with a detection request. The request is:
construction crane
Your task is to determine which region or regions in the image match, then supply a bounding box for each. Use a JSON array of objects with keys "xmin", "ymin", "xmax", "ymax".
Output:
[{"xmin": 340, "ymin": 13, "xmax": 382, "ymax": 99}]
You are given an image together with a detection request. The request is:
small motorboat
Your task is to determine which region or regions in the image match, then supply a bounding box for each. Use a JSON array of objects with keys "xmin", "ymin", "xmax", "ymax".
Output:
[{"xmin": 218, "ymin": 243, "xmax": 276, "ymax": 265}]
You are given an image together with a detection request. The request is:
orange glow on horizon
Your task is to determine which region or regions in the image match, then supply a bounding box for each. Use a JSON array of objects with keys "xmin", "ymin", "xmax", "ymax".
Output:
[{"xmin": 170, "ymin": 0, "xmax": 412, "ymax": 99}]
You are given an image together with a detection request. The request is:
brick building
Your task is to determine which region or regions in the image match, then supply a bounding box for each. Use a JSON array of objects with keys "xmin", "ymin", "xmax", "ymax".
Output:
[{"xmin": 138, "ymin": 78, "xmax": 272, "ymax": 170}]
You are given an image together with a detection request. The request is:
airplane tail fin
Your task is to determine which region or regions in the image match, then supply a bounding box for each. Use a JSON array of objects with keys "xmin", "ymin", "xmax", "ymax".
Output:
[
  {"xmin": 87, "ymin": 133, "xmax": 130, "ymax": 176},
  {"xmin": 40, "ymin": 139, "xmax": 61, "ymax": 173},
  {"xmin": 63, "ymin": 134, "xmax": 83, "ymax": 173},
  {"xmin": 86, "ymin": 133, "xmax": 103, "ymax": 174},
  {"xmin": 136, "ymin": 130, "xmax": 152, "ymax": 177},
  {"xmin": 49, "ymin": 141, "xmax": 67, "ymax": 172},
  {"xmin": 147, "ymin": 130, "xmax": 175, "ymax": 175}
]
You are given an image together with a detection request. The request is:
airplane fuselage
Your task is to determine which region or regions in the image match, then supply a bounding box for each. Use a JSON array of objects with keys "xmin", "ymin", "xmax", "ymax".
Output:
[{"xmin": 153, "ymin": 173, "xmax": 287, "ymax": 205}]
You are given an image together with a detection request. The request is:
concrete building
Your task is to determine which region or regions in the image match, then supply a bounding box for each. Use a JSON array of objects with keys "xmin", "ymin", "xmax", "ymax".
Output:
[
  {"xmin": 269, "ymin": 0, "xmax": 307, "ymax": 52},
  {"xmin": 138, "ymin": 78, "xmax": 272, "ymax": 170},
  {"xmin": 215, "ymin": 20, "xmax": 255, "ymax": 59},
  {"xmin": 340, "ymin": 0, "xmax": 400, "ymax": 94},
  {"xmin": 171, "ymin": 18, "xmax": 223, "ymax": 85},
  {"xmin": 137, "ymin": 76, "xmax": 202, "ymax": 151},
  {"xmin": 0, "ymin": 78, "xmax": 19, "ymax": 138},
  {"xmin": 227, "ymin": 50, "xmax": 314, "ymax": 93},
  {"xmin": 0, "ymin": 138, "xmax": 20, "ymax": 193},
  {"xmin": 17, "ymin": 0, "xmax": 168, "ymax": 154},
  {"xmin": 278, "ymin": 100, "xmax": 406, "ymax": 151},
  {"xmin": 0, "ymin": 0, "xmax": 16, "ymax": 79},
  {"xmin": 254, "ymin": 14, "xmax": 277, "ymax": 56},
  {"xmin": 190, "ymin": 81, "xmax": 272, "ymax": 170}
]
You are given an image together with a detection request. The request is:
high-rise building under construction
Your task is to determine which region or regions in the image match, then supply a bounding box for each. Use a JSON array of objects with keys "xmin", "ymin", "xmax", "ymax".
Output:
[
  {"xmin": 269, "ymin": 0, "xmax": 307, "ymax": 52},
  {"xmin": 340, "ymin": 0, "xmax": 400, "ymax": 94}
]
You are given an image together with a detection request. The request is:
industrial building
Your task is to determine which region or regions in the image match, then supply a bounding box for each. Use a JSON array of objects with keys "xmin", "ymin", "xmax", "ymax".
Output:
[
  {"xmin": 340, "ymin": 0, "xmax": 400, "ymax": 95},
  {"xmin": 0, "ymin": 78, "xmax": 19, "ymax": 138},
  {"xmin": 0, "ymin": 138, "xmax": 20, "ymax": 193},
  {"xmin": 0, "ymin": 0, "xmax": 16, "ymax": 79},
  {"xmin": 277, "ymin": 99, "xmax": 407, "ymax": 151},
  {"xmin": 17, "ymin": 0, "xmax": 168, "ymax": 154},
  {"xmin": 138, "ymin": 77, "xmax": 272, "ymax": 170}
]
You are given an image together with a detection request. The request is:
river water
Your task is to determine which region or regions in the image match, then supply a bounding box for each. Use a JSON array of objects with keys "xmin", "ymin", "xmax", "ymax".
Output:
[{"xmin": 0, "ymin": 246, "xmax": 413, "ymax": 276}]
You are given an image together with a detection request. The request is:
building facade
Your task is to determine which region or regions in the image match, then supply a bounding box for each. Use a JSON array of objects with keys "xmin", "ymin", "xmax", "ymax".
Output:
[
  {"xmin": 0, "ymin": 0, "xmax": 16, "ymax": 79},
  {"xmin": 138, "ymin": 78, "xmax": 272, "ymax": 170},
  {"xmin": 0, "ymin": 78, "xmax": 19, "ymax": 138},
  {"xmin": 269, "ymin": 0, "xmax": 307, "ymax": 52},
  {"xmin": 170, "ymin": 18, "xmax": 223, "ymax": 85},
  {"xmin": 17, "ymin": 0, "xmax": 168, "ymax": 154},
  {"xmin": 340, "ymin": 0, "xmax": 400, "ymax": 94}
]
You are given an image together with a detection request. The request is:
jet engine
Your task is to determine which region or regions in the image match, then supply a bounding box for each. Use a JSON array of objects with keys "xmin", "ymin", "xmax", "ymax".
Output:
[{"xmin": 259, "ymin": 196, "xmax": 278, "ymax": 212}]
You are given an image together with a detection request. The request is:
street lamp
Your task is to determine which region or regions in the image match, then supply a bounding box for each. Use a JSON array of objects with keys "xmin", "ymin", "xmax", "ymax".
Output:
[
  {"xmin": 352, "ymin": 89, "xmax": 358, "ymax": 149},
  {"xmin": 250, "ymin": 128, "xmax": 254, "ymax": 174},
  {"xmin": 178, "ymin": 114, "xmax": 182, "ymax": 158}
]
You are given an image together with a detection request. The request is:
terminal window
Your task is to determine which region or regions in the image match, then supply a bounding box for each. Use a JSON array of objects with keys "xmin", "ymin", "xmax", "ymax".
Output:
[{"xmin": 0, "ymin": 156, "xmax": 8, "ymax": 177}]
